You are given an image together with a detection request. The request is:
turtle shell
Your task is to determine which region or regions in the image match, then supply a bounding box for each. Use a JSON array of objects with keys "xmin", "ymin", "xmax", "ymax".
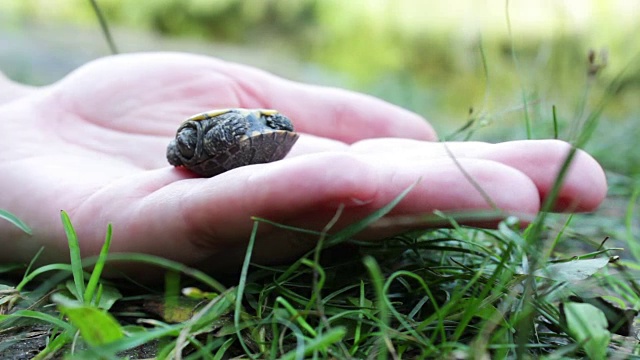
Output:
[{"xmin": 167, "ymin": 109, "xmax": 299, "ymax": 177}]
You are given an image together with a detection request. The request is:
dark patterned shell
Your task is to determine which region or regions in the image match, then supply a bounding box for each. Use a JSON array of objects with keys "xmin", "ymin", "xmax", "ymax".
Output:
[{"xmin": 167, "ymin": 109, "xmax": 298, "ymax": 177}]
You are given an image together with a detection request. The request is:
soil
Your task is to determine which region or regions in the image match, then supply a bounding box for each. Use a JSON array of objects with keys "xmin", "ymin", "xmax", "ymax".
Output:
[{"xmin": 0, "ymin": 324, "xmax": 159, "ymax": 359}]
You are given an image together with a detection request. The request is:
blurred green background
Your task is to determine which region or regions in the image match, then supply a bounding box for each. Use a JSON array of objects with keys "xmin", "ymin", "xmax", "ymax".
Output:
[{"xmin": 1, "ymin": 0, "xmax": 639, "ymax": 171}]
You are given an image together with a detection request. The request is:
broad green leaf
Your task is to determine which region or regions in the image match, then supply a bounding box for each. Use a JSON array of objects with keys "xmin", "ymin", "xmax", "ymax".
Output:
[
  {"xmin": 93, "ymin": 284, "xmax": 122, "ymax": 311},
  {"xmin": 65, "ymin": 282, "xmax": 123, "ymax": 311},
  {"xmin": 570, "ymin": 296, "xmax": 638, "ymax": 336},
  {"xmin": 57, "ymin": 303, "xmax": 124, "ymax": 346},
  {"xmin": 534, "ymin": 257, "xmax": 610, "ymax": 281},
  {"xmin": 563, "ymin": 302, "xmax": 610, "ymax": 360},
  {"xmin": 65, "ymin": 280, "xmax": 123, "ymax": 311}
]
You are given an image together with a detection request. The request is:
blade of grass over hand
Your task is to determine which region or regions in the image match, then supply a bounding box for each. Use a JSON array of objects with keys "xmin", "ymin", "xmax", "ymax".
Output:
[
  {"xmin": 250, "ymin": 216, "xmax": 322, "ymax": 237},
  {"xmin": 326, "ymin": 180, "xmax": 419, "ymax": 247},
  {"xmin": 0, "ymin": 209, "xmax": 32, "ymax": 235},
  {"xmin": 273, "ymin": 181, "xmax": 417, "ymax": 284},
  {"xmin": 371, "ymin": 209, "xmax": 535, "ymax": 230},
  {"xmin": 444, "ymin": 143, "xmax": 499, "ymax": 212},
  {"xmin": 84, "ymin": 223, "xmax": 112, "ymax": 304},
  {"xmin": 60, "ymin": 211, "xmax": 85, "ymax": 301},
  {"xmin": 445, "ymin": 116, "xmax": 475, "ymax": 142}
]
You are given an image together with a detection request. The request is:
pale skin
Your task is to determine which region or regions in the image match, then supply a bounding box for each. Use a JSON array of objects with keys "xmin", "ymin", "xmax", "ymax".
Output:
[{"xmin": 0, "ymin": 53, "xmax": 607, "ymax": 278}]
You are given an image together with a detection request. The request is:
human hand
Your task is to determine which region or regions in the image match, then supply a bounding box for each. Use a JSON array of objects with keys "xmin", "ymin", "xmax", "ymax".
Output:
[{"xmin": 0, "ymin": 53, "xmax": 606, "ymax": 276}]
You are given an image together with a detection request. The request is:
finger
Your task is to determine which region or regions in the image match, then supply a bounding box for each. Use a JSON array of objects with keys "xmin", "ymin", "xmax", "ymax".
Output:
[
  {"xmin": 456, "ymin": 140, "xmax": 607, "ymax": 212},
  {"xmin": 52, "ymin": 52, "xmax": 437, "ymax": 142},
  {"xmin": 351, "ymin": 139, "xmax": 607, "ymax": 212},
  {"xmin": 134, "ymin": 154, "xmax": 537, "ymax": 263},
  {"xmin": 65, "ymin": 151, "xmax": 541, "ymax": 274},
  {"xmin": 219, "ymin": 60, "xmax": 437, "ymax": 142}
]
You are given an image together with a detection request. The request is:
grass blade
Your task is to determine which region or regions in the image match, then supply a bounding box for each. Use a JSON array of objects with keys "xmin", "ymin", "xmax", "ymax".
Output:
[
  {"xmin": 60, "ymin": 211, "xmax": 86, "ymax": 301},
  {"xmin": 235, "ymin": 221, "xmax": 259, "ymax": 358},
  {"xmin": 88, "ymin": 0, "xmax": 119, "ymax": 54},
  {"xmin": 327, "ymin": 180, "xmax": 419, "ymax": 246},
  {"xmin": 0, "ymin": 209, "xmax": 32, "ymax": 235},
  {"xmin": 0, "ymin": 310, "xmax": 74, "ymax": 332},
  {"xmin": 363, "ymin": 256, "xmax": 392, "ymax": 360},
  {"xmin": 279, "ymin": 327, "xmax": 347, "ymax": 360},
  {"xmin": 84, "ymin": 223, "xmax": 112, "ymax": 304},
  {"xmin": 103, "ymin": 252, "xmax": 227, "ymax": 293}
]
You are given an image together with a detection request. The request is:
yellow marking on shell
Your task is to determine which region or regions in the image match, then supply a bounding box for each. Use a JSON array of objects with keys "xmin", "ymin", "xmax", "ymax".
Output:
[
  {"xmin": 185, "ymin": 108, "xmax": 280, "ymax": 122},
  {"xmin": 258, "ymin": 109, "xmax": 279, "ymax": 116},
  {"xmin": 188, "ymin": 109, "xmax": 233, "ymax": 121}
]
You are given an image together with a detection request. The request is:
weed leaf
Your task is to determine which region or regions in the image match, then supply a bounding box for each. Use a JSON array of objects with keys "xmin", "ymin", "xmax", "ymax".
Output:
[
  {"xmin": 534, "ymin": 257, "xmax": 610, "ymax": 282},
  {"xmin": 54, "ymin": 294, "xmax": 124, "ymax": 346}
]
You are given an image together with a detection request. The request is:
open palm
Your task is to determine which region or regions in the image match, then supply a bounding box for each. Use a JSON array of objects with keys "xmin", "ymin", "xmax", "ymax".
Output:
[{"xmin": 0, "ymin": 53, "xmax": 606, "ymax": 277}]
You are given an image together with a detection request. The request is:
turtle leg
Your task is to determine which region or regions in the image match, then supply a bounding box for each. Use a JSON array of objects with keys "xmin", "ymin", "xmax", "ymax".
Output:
[
  {"xmin": 166, "ymin": 139, "xmax": 183, "ymax": 166},
  {"xmin": 202, "ymin": 112, "xmax": 248, "ymax": 155},
  {"xmin": 167, "ymin": 124, "xmax": 200, "ymax": 166}
]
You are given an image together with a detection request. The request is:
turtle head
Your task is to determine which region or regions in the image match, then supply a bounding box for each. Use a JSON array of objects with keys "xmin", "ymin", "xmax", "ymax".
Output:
[{"xmin": 260, "ymin": 111, "xmax": 294, "ymax": 131}]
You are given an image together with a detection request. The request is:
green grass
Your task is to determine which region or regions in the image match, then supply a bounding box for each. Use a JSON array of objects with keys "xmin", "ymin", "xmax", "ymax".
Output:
[
  {"xmin": 3, "ymin": 205, "xmax": 637, "ymax": 358},
  {"xmin": 1, "ymin": 1, "xmax": 640, "ymax": 359}
]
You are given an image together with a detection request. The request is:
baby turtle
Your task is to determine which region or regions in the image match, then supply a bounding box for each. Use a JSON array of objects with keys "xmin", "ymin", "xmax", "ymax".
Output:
[{"xmin": 167, "ymin": 109, "xmax": 299, "ymax": 177}]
